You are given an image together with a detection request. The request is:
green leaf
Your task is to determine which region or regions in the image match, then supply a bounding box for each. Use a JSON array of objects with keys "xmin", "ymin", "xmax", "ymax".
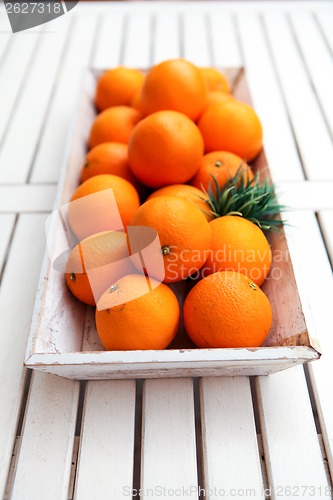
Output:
[{"xmin": 206, "ymin": 165, "xmax": 287, "ymax": 231}]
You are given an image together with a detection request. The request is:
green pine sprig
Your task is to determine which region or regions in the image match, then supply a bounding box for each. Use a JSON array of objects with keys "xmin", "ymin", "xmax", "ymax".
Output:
[{"xmin": 199, "ymin": 166, "xmax": 286, "ymax": 231}]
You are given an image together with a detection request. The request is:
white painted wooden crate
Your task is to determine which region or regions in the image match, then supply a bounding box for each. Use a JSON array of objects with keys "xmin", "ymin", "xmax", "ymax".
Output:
[{"xmin": 25, "ymin": 67, "xmax": 321, "ymax": 380}]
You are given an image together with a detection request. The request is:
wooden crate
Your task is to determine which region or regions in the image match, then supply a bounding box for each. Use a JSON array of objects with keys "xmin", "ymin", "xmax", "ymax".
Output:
[{"xmin": 25, "ymin": 68, "xmax": 321, "ymax": 380}]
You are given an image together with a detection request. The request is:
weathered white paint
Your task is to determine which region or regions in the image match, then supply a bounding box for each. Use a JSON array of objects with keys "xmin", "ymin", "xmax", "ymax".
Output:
[
  {"xmin": 0, "ymin": 185, "xmax": 57, "ymax": 212},
  {"xmin": 200, "ymin": 377, "xmax": 265, "ymax": 499},
  {"xmin": 30, "ymin": 14, "xmax": 98, "ymax": 183},
  {"xmin": 123, "ymin": 12, "xmax": 152, "ymax": 68},
  {"xmin": 291, "ymin": 11, "xmax": 333, "ymax": 138},
  {"xmin": 0, "ymin": 29, "xmax": 41, "ymax": 143},
  {"xmin": 237, "ymin": 12, "xmax": 305, "ymax": 183},
  {"xmin": 10, "ymin": 372, "xmax": 79, "ymax": 500},
  {"xmin": 0, "ymin": 214, "xmax": 15, "ymax": 274},
  {"xmin": 74, "ymin": 380, "xmax": 136, "ymax": 500},
  {"xmin": 91, "ymin": 13, "xmax": 125, "ymax": 69},
  {"xmin": 0, "ymin": 17, "xmax": 69, "ymax": 184},
  {"xmin": 256, "ymin": 366, "xmax": 330, "ymax": 499},
  {"xmin": 263, "ymin": 12, "xmax": 333, "ymax": 181},
  {"xmin": 141, "ymin": 379, "xmax": 198, "ymax": 499},
  {"xmin": 0, "ymin": 215, "xmax": 47, "ymax": 498}
]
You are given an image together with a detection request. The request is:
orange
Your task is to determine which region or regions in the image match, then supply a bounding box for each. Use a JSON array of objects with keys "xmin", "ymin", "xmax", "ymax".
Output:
[
  {"xmin": 200, "ymin": 67, "xmax": 230, "ymax": 93},
  {"xmin": 128, "ymin": 110, "xmax": 204, "ymax": 188},
  {"xmin": 80, "ymin": 143, "xmax": 139, "ymax": 189},
  {"xmin": 130, "ymin": 196, "xmax": 212, "ymax": 283},
  {"xmin": 191, "ymin": 151, "xmax": 253, "ymax": 193},
  {"xmin": 147, "ymin": 184, "xmax": 212, "ymax": 221},
  {"xmin": 130, "ymin": 89, "xmax": 143, "ymax": 112},
  {"xmin": 184, "ymin": 271, "xmax": 272, "ymax": 348},
  {"xmin": 69, "ymin": 174, "xmax": 140, "ymax": 241},
  {"xmin": 204, "ymin": 216, "xmax": 272, "ymax": 286},
  {"xmin": 206, "ymin": 91, "xmax": 234, "ymax": 108},
  {"xmin": 198, "ymin": 100, "xmax": 263, "ymax": 161},
  {"xmin": 89, "ymin": 106, "xmax": 142, "ymax": 149},
  {"xmin": 95, "ymin": 67, "xmax": 145, "ymax": 111},
  {"xmin": 65, "ymin": 231, "xmax": 137, "ymax": 306},
  {"xmin": 140, "ymin": 59, "xmax": 207, "ymax": 121},
  {"xmin": 96, "ymin": 274, "xmax": 180, "ymax": 350}
]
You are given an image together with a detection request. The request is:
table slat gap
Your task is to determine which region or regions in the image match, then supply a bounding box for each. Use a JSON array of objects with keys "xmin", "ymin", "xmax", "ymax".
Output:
[
  {"xmin": 141, "ymin": 379, "xmax": 198, "ymax": 498},
  {"xmin": 0, "ymin": 19, "xmax": 70, "ymax": 185},
  {"xmin": 0, "ymin": 213, "xmax": 17, "ymax": 282},
  {"xmin": 132, "ymin": 379, "xmax": 143, "ymax": 497},
  {"xmin": 315, "ymin": 10, "xmax": 333, "ymax": 58},
  {"xmin": 288, "ymin": 11, "xmax": 333, "ymax": 141},
  {"xmin": 0, "ymin": 29, "xmax": 41, "ymax": 147},
  {"xmin": 257, "ymin": 434, "xmax": 270, "ymax": 499},
  {"xmin": 10, "ymin": 372, "xmax": 80, "ymax": 500},
  {"xmin": 68, "ymin": 437, "xmax": 80, "ymax": 500},
  {"xmin": 193, "ymin": 379, "xmax": 204, "ymax": 499},
  {"xmin": 122, "ymin": 13, "xmax": 153, "ymax": 68},
  {"xmin": 3, "ymin": 436, "xmax": 21, "ymax": 500},
  {"xmin": 200, "ymin": 377, "xmax": 265, "ymax": 498},
  {"xmin": 0, "ymin": 214, "xmax": 47, "ymax": 498},
  {"xmin": 262, "ymin": 11, "xmax": 333, "ymax": 181},
  {"xmin": 317, "ymin": 211, "xmax": 333, "ymax": 267},
  {"xmin": 152, "ymin": 12, "xmax": 181, "ymax": 63},
  {"xmin": 90, "ymin": 13, "xmax": 125, "ymax": 68},
  {"xmin": 237, "ymin": 12, "xmax": 306, "ymax": 182},
  {"xmin": 256, "ymin": 365, "xmax": 330, "ymax": 495},
  {"xmin": 30, "ymin": 14, "xmax": 99, "ymax": 184},
  {"xmin": 73, "ymin": 380, "xmax": 136, "ymax": 500}
]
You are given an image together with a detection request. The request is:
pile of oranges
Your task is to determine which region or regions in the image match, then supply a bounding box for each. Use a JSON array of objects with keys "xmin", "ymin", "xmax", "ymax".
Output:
[{"xmin": 65, "ymin": 59, "xmax": 273, "ymax": 352}]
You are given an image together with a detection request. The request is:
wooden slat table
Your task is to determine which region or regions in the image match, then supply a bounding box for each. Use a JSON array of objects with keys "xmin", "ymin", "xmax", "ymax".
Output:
[{"xmin": 0, "ymin": 2, "xmax": 333, "ymax": 499}]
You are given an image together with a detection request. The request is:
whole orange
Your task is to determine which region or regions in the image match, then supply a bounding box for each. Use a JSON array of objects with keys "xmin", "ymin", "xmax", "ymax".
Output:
[
  {"xmin": 89, "ymin": 106, "xmax": 142, "ymax": 148},
  {"xmin": 204, "ymin": 216, "xmax": 272, "ymax": 286},
  {"xmin": 200, "ymin": 67, "xmax": 230, "ymax": 93},
  {"xmin": 65, "ymin": 231, "xmax": 137, "ymax": 306},
  {"xmin": 184, "ymin": 270, "xmax": 273, "ymax": 348},
  {"xmin": 95, "ymin": 67, "xmax": 145, "ymax": 111},
  {"xmin": 198, "ymin": 100, "xmax": 263, "ymax": 161},
  {"xmin": 130, "ymin": 196, "xmax": 212, "ymax": 283},
  {"xmin": 69, "ymin": 174, "xmax": 140, "ymax": 240},
  {"xmin": 96, "ymin": 274, "xmax": 180, "ymax": 350},
  {"xmin": 128, "ymin": 110, "xmax": 204, "ymax": 188},
  {"xmin": 191, "ymin": 151, "xmax": 253, "ymax": 193},
  {"xmin": 140, "ymin": 59, "xmax": 207, "ymax": 121},
  {"xmin": 80, "ymin": 143, "xmax": 139, "ymax": 189},
  {"xmin": 147, "ymin": 184, "xmax": 212, "ymax": 221}
]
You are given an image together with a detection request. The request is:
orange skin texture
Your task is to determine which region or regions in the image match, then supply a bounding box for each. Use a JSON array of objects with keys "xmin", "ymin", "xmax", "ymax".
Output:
[
  {"xmin": 206, "ymin": 91, "xmax": 235, "ymax": 108},
  {"xmin": 198, "ymin": 100, "xmax": 263, "ymax": 161},
  {"xmin": 130, "ymin": 196, "xmax": 212, "ymax": 283},
  {"xmin": 140, "ymin": 59, "xmax": 208, "ymax": 121},
  {"xmin": 65, "ymin": 231, "xmax": 137, "ymax": 306},
  {"xmin": 89, "ymin": 106, "xmax": 142, "ymax": 149},
  {"xmin": 80, "ymin": 143, "xmax": 140, "ymax": 190},
  {"xmin": 96, "ymin": 274, "xmax": 180, "ymax": 350},
  {"xmin": 95, "ymin": 67, "xmax": 145, "ymax": 111},
  {"xmin": 147, "ymin": 184, "xmax": 212, "ymax": 221},
  {"xmin": 69, "ymin": 174, "xmax": 140, "ymax": 241},
  {"xmin": 204, "ymin": 216, "xmax": 272, "ymax": 286},
  {"xmin": 191, "ymin": 151, "xmax": 253, "ymax": 193},
  {"xmin": 130, "ymin": 89, "xmax": 143, "ymax": 112},
  {"xmin": 128, "ymin": 110, "xmax": 204, "ymax": 188},
  {"xmin": 200, "ymin": 68, "xmax": 230, "ymax": 94},
  {"xmin": 183, "ymin": 270, "xmax": 273, "ymax": 348}
]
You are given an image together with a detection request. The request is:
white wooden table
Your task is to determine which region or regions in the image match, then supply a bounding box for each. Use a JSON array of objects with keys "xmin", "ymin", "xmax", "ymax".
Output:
[{"xmin": 1, "ymin": 2, "xmax": 333, "ymax": 498}]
